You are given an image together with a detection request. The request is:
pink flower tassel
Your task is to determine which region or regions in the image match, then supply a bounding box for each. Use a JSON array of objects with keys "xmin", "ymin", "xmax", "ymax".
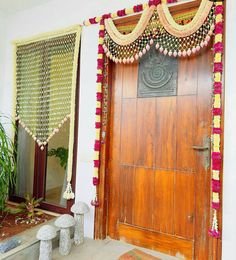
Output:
[
  {"xmin": 102, "ymin": 13, "xmax": 111, "ymax": 20},
  {"xmin": 133, "ymin": 4, "xmax": 143, "ymax": 13},
  {"xmin": 97, "ymin": 92, "xmax": 103, "ymax": 101},
  {"xmin": 213, "ymin": 42, "xmax": 223, "ymax": 54},
  {"xmin": 95, "ymin": 122, "xmax": 101, "ymax": 129},
  {"xmin": 89, "ymin": 17, "xmax": 97, "ymax": 24},
  {"xmin": 208, "ymin": 229, "xmax": 220, "ymax": 238},
  {"xmin": 91, "ymin": 197, "xmax": 99, "ymax": 207},
  {"xmin": 148, "ymin": 0, "xmax": 161, "ymax": 7},
  {"xmin": 212, "ymin": 202, "xmax": 220, "ymax": 210},
  {"xmin": 94, "ymin": 140, "xmax": 101, "ymax": 151},
  {"xmin": 117, "ymin": 9, "xmax": 126, "ymax": 17},
  {"xmin": 215, "ymin": 5, "xmax": 224, "ymax": 15},
  {"xmin": 99, "ymin": 30, "xmax": 105, "ymax": 38},
  {"xmin": 98, "ymin": 44, "xmax": 104, "ymax": 54},
  {"xmin": 214, "ymin": 62, "xmax": 223, "ymax": 73},
  {"xmin": 213, "ymin": 108, "xmax": 222, "ymax": 115},
  {"xmin": 215, "ymin": 22, "xmax": 223, "ymax": 34},
  {"xmin": 209, "ymin": 209, "xmax": 220, "ymax": 238},
  {"xmin": 212, "ymin": 179, "xmax": 221, "ymax": 192},
  {"xmin": 94, "ymin": 160, "xmax": 100, "ymax": 168},
  {"xmin": 96, "ymin": 74, "xmax": 103, "ymax": 83},
  {"xmin": 93, "ymin": 177, "xmax": 99, "ymax": 186},
  {"xmin": 212, "ymin": 152, "xmax": 222, "ymax": 171},
  {"xmin": 213, "ymin": 82, "xmax": 222, "ymax": 94},
  {"xmin": 213, "ymin": 128, "xmax": 222, "ymax": 134}
]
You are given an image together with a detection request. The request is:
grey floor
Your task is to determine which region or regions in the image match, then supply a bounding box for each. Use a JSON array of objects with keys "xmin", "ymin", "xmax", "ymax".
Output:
[{"xmin": 52, "ymin": 238, "xmax": 180, "ymax": 260}]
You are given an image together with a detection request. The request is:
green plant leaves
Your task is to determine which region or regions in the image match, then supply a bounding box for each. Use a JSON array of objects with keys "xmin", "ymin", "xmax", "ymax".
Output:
[
  {"xmin": 47, "ymin": 147, "xmax": 68, "ymax": 169},
  {"xmin": 0, "ymin": 114, "xmax": 17, "ymax": 210},
  {"xmin": 16, "ymin": 193, "xmax": 44, "ymax": 221}
]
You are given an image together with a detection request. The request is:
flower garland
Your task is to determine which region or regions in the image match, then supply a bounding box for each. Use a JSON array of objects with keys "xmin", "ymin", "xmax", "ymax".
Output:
[
  {"xmin": 83, "ymin": 1, "xmax": 178, "ymax": 26},
  {"xmin": 208, "ymin": 1, "xmax": 224, "ymax": 239},
  {"xmin": 91, "ymin": 20, "xmax": 105, "ymax": 207},
  {"xmin": 103, "ymin": 3, "xmax": 214, "ymax": 62},
  {"xmin": 115, "ymin": 9, "xmax": 199, "ymax": 34}
]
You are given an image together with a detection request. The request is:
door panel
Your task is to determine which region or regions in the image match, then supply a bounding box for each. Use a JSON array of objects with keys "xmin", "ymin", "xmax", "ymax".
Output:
[
  {"xmin": 176, "ymin": 96, "xmax": 196, "ymax": 171},
  {"xmin": 155, "ymin": 97, "xmax": 176, "ymax": 169},
  {"xmin": 136, "ymin": 99, "xmax": 156, "ymax": 168},
  {"xmin": 132, "ymin": 167, "xmax": 154, "ymax": 229},
  {"xmin": 174, "ymin": 172, "xmax": 195, "ymax": 239},
  {"xmin": 122, "ymin": 63, "xmax": 138, "ymax": 98},
  {"xmin": 153, "ymin": 170, "xmax": 174, "ymax": 234},
  {"xmin": 120, "ymin": 99, "xmax": 137, "ymax": 165},
  {"xmin": 178, "ymin": 56, "xmax": 198, "ymax": 96},
  {"xmin": 107, "ymin": 46, "xmax": 213, "ymax": 259},
  {"xmin": 119, "ymin": 166, "xmax": 134, "ymax": 224},
  {"xmin": 119, "ymin": 223, "xmax": 193, "ymax": 260}
]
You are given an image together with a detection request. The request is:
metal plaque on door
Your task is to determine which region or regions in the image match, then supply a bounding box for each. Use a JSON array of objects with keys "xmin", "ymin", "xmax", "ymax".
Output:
[{"xmin": 138, "ymin": 46, "xmax": 178, "ymax": 98}]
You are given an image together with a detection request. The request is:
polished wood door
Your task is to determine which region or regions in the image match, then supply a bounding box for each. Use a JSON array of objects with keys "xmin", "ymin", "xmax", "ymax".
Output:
[{"xmin": 107, "ymin": 46, "xmax": 214, "ymax": 259}]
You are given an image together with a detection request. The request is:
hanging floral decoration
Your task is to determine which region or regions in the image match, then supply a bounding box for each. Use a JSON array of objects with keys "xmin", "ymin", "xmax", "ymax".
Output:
[
  {"xmin": 84, "ymin": 1, "xmax": 179, "ymax": 26},
  {"xmin": 89, "ymin": 0, "xmax": 224, "ymax": 239},
  {"xmin": 103, "ymin": 0, "xmax": 214, "ymax": 62},
  {"xmin": 208, "ymin": 1, "xmax": 224, "ymax": 239},
  {"xmin": 91, "ymin": 20, "xmax": 106, "ymax": 207},
  {"xmin": 13, "ymin": 26, "xmax": 82, "ymax": 200}
]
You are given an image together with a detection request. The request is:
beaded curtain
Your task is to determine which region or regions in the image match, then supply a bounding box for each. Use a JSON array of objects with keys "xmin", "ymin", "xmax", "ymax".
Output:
[
  {"xmin": 16, "ymin": 33, "xmax": 76, "ymax": 149},
  {"xmin": 14, "ymin": 26, "xmax": 81, "ymax": 199}
]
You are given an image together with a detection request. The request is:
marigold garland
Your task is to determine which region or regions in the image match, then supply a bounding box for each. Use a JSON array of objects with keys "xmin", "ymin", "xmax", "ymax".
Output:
[
  {"xmin": 91, "ymin": 20, "xmax": 105, "ymax": 207},
  {"xmin": 208, "ymin": 1, "xmax": 223, "ymax": 239},
  {"xmin": 83, "ymin": 0, "xmax": 179, "ymax": 26}
]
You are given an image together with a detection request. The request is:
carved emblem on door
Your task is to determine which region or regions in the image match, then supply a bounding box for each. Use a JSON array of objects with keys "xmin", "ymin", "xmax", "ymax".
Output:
[{"xmin": 138, "ymin": 47, "xmax": 178, "ymax": 98}]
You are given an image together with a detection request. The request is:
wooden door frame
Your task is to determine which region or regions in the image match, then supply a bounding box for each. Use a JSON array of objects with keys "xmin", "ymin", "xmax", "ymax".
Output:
[{"xmin": 94, "ymin": 1, "xmax": 225, "ymax": 259}]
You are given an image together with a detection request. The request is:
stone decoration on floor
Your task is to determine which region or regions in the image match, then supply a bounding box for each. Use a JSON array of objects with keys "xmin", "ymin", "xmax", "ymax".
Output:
[
  {"xmin": 54, "ymin": 214, "xmax": 76, "ymax": 256},
  {"xmin": 36, "ymin": 225, "xmax": 57, "ymax": 260},
  {"xmin": 0, "ymin": 237, "xmax": 21, "ymax": 253},
  {"xmin": 71, "ymin": 201, "xmax": 90, "ymax": 246}
]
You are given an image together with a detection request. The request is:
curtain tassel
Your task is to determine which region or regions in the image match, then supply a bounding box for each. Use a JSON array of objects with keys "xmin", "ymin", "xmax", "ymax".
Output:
[{"xmin": 63, "ymin": 182, "xmax": 75, "ymax": 200}]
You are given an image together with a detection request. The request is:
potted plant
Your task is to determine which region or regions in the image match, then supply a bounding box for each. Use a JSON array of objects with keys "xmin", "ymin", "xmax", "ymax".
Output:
[
  {"xmin": 0, "ymin": 114, "xmax": 17, "ymax": 211},
  {"xmin": 15, "ymin": 193, "xmax": 44, "ymax": 224}
]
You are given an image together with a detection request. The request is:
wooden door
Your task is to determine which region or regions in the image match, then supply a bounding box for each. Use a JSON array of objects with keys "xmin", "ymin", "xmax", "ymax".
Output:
[{"xmin": 106, "ymin": 45, "xmax": 214, "ymax": 259}]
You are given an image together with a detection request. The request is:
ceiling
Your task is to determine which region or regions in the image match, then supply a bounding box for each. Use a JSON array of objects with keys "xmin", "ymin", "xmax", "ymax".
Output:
[{"xmin": 0, "ymin": 0, "xmax": 52, "ymax": 14}]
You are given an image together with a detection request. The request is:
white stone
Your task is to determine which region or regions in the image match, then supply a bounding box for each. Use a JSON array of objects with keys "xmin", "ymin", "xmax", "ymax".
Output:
[
  {"xmin": 71, "ymin": 202, "xmax": 90, "ymax": 246},
  {"xmin": 71, "ymin": 201, "xmax": 89, "ymax": 215},
  {"xmin": 36, "ymin": 225, "xmax": 57, "ymax": 260},
  {"xmin": 59, "ymin": 228, "xmax": 72, "ymax": 256},
  {"xmin": 54, "ymin": 214, "xmax": 76, "ymax": 256}
]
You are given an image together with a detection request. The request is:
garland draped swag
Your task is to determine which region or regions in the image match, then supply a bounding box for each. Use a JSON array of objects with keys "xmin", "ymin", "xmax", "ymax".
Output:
[
  {"xmin": 13, "ymin": 26, "xmax": 82, "ymax": 199},
  {"xmin": 88, "ymin": 0, "xmax": 224, "ymax": 239}
]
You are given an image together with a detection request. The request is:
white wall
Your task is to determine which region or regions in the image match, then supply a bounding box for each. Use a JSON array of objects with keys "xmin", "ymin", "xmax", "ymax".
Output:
[{"xmin": 0, "ymin": 0, "xmax": 235, "ymax": 256}]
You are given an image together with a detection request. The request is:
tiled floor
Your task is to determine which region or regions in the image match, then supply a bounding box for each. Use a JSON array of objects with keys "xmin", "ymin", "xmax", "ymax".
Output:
[{"xmin": 53, "ymin": 238, "xmax": 181, "ymax": 260}]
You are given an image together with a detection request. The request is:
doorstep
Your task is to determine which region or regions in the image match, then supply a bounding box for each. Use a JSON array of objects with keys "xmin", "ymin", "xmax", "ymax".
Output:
[
  {"xmin": 0, "ymin": 211, "xmax": 59, "ymax": 260},
  {"xmin": 52, "ymin": 238, "xmax": 181, "ymax": 260}
]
